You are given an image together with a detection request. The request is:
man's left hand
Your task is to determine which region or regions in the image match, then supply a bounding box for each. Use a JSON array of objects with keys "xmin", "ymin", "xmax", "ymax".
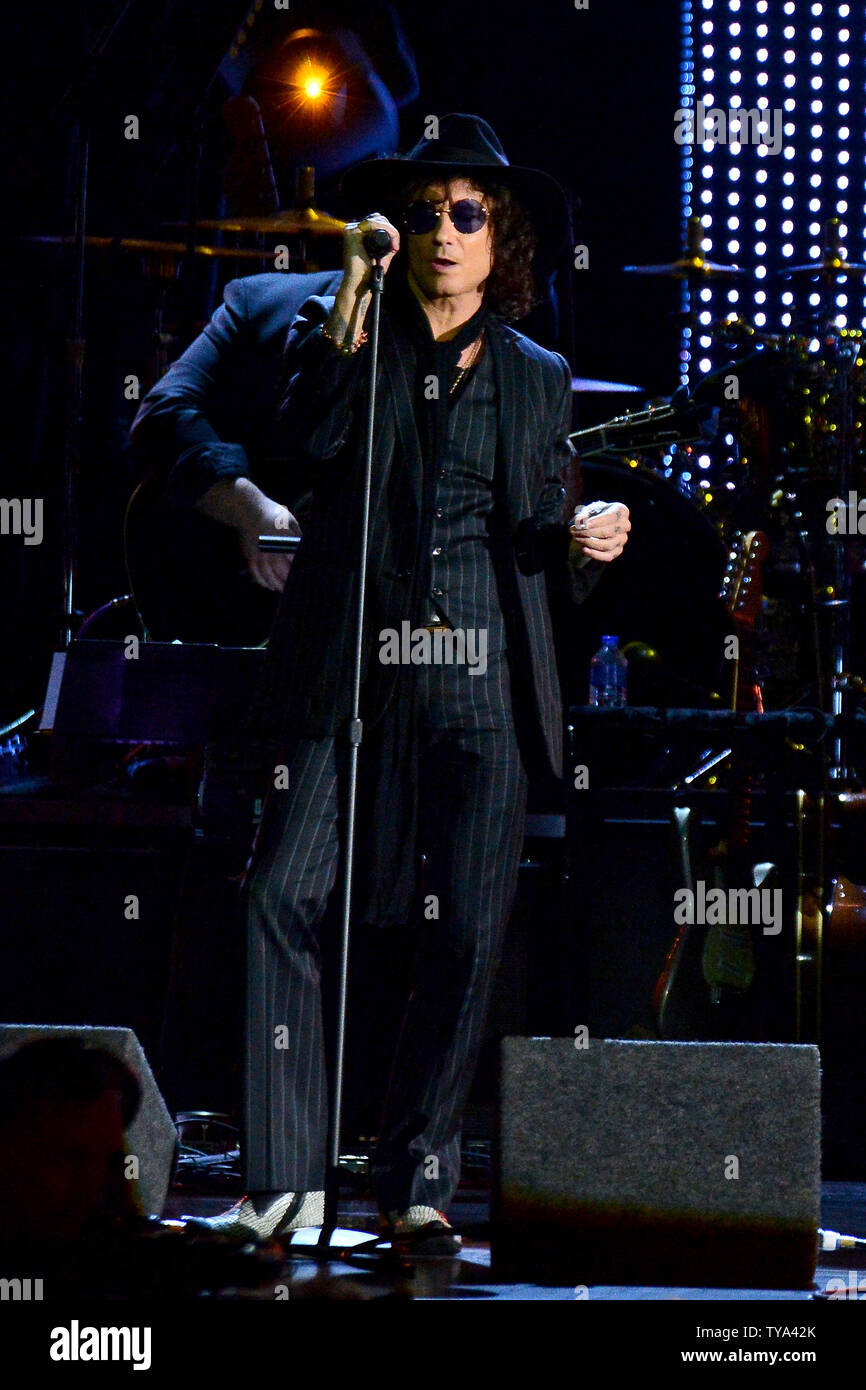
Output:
[{"xmin": 568, "ymin": 500, "xmax": 631, "ymax": 563}]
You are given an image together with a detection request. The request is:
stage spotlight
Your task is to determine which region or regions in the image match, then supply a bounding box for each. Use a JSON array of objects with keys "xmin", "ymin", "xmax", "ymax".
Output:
[{"xmin": 218, "ymin": 7, "xmax": 418, "ymax": 185}]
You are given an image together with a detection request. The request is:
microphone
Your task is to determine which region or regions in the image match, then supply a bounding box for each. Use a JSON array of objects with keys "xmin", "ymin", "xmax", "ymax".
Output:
[{"xmin": 363, "ymin": 227, "xmax": 393, "ymax": 260}]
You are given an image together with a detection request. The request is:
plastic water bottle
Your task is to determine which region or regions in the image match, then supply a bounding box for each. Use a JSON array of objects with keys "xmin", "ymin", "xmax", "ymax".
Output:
[{"xmin": 588, "ymin": 635, "xmax": 628, "ymax": 708}]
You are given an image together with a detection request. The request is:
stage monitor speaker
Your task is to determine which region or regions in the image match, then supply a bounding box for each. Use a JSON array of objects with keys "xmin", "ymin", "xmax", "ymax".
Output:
[
  {"xmin": 492, "ymin": 1037, "xmax": 821, "ymax": 1289},
  {"xmin": 0, "ymin": 1024, "xmax": 177, "ymax": 1218}
]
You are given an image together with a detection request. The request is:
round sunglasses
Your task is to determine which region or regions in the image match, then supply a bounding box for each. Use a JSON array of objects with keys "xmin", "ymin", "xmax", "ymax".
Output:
[{"xmin": 402, "ymin": 198, "xmax": 489, "ymax": 236}]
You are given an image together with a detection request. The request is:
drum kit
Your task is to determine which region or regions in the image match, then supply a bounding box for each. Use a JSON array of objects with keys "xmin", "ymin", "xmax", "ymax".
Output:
[{"xmin": 575, "ymin": 216, "xmax": 866, "ymax": 766}]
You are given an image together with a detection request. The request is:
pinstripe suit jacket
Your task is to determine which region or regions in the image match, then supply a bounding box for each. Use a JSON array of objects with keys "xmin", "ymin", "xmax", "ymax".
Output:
[{"xmin": 250, "ymin": 283, "xmax": 603, "ymax": 781}]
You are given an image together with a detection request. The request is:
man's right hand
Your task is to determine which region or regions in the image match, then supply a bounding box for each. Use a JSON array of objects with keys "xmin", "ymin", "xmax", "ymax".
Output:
[
  {"xmin": 327, "ymin": 213, "xmax": 400, "ymax": 348},
  {"xmin": 340, "ymin": 213, "xmax": 400, "ymax": 294}
]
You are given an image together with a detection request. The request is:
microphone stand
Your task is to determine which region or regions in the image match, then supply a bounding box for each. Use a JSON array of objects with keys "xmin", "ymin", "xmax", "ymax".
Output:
[
  {"xmin": 257, "ymin": 246, "xmax": 401, "ymax": 1269},
  {"xmin": 317, "ymin": 246, "xmax": 388, "ymax": 1252}
]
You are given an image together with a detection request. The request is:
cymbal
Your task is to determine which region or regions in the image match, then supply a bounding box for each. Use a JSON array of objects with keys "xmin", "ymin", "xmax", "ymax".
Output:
[
  {"xmin": 779, "ymin": 259, "xmax": 866, "ymax": 277},
  {"xmin": 168, "ymin": 207, "xmax": 346, "ymax": 237},
  {"xmin": 23, "ymin": 234, "xmax": 292, "ymax": 261},
  {"xmin": 623, "ymin": 256, "xmax": 745, "ymax": 279},
  {"xmin": 572, "ymin": 377, "xmax": 643, "ymax": 393}
]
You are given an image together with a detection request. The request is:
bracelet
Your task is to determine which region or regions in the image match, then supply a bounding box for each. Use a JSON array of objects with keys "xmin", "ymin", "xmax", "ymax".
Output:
[{"xmin": 321, "ymin": 321, "xmax": 369, "ymax": 356}]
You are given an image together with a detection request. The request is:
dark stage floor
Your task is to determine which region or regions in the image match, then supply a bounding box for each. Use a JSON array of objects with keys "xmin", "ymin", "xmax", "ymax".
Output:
[{"xmin": 163, "ymin": 1181, "xmax": 866, "ymax": 1302}]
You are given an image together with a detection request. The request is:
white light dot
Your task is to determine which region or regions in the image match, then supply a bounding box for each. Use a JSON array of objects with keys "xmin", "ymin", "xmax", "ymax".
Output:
[{"xmin": 754, "ymin": 313, "xmax": 767, "ymax": 326}]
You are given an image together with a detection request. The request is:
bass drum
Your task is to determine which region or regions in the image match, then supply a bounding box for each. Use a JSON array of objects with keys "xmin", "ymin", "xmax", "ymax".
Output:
[{"xmin": 556, "ymin": 457, "xmax": 730, "ymax": 708}]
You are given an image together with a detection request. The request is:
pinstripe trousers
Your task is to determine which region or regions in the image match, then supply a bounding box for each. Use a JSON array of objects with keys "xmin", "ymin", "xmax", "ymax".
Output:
[{"xmin": 242, "ymin": 649, "xmax": 528, "ymax": 1214}]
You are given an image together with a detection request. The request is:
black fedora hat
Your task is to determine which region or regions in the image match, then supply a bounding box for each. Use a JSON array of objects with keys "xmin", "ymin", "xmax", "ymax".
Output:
[{"xmin": 340, "ymin": 112, "xmax": 571, "ymax": 257}]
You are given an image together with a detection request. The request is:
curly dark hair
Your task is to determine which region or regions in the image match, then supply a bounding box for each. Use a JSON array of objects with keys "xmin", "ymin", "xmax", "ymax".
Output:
[{"xmin": 385, "ymin": 174, "xmax": 539, "ymax": 322}]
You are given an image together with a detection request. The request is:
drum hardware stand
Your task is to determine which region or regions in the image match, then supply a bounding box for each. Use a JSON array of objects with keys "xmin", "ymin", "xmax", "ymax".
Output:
[
  {"xmin": 50, "ymin": 0, "xmax": 139, "ymax": 649},
  {"xmin": 821, "ymin": 334, "xmax": 859, "ymax": 783}
]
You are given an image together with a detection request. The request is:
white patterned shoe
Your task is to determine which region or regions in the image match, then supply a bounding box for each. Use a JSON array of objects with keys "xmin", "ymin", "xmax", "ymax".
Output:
[
  {"xmin": 183, "ymin": 1190, "xmax": 324, "ymax": 1241},
  {"xmin": 380, "ymin": 1205, "xmax": 462, "ymax": 1257}
]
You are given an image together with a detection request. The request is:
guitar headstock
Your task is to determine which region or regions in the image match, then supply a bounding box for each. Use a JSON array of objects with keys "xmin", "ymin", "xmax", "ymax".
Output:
[{"xmin": 721, "ymin": 529, "xmax": 770, "ymax": 629}]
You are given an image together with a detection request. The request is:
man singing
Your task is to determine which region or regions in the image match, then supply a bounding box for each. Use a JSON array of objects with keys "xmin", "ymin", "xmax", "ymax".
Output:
[{"xmin": 175, "ymin": 114, "xmax": 630, "ymax": 1254}]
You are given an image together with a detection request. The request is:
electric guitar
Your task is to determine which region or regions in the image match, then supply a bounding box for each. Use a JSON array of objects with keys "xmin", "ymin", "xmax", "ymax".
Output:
[
  {"xmin": 123, "ymin": 474, "xmax": 307, "ymax": 646},
  {"xmin": 653, "ymin": 530, "xmax": 771, "ymax": 1039}
]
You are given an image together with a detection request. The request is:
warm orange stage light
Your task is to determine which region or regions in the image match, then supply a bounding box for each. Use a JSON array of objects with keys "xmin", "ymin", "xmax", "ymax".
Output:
[{"xmin": 293, "ymin": 57, "xmax": 329, "ymax": 102}]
